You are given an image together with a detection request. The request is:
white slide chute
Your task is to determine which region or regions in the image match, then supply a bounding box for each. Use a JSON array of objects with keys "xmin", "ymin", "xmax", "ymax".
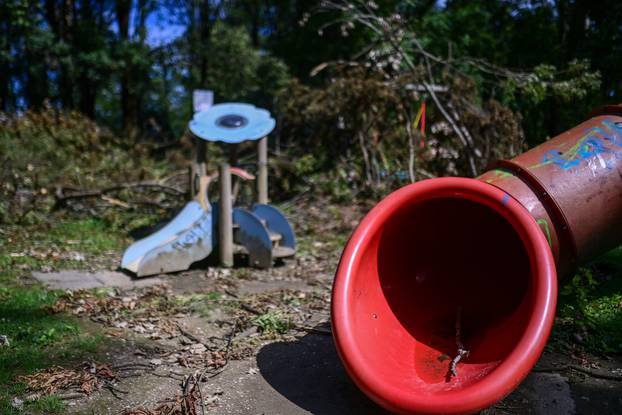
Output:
[{"xmin": 121, "ymin": 176, "xmax": 213, "ymax": 277}]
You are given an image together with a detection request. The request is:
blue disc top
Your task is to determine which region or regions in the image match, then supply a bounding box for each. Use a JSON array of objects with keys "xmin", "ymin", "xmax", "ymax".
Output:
[{"xmin": 188, "ymin": 103, "xmax": 276, "ymax": 143}]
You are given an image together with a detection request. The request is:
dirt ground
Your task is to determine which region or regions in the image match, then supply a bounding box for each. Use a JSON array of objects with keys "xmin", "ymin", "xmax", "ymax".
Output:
[{"xmin": 20, "ymin": 199, "xmax": 622, "ymax": 414}]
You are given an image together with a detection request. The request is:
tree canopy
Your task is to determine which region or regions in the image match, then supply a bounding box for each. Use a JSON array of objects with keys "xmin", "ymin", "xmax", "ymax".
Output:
[{"xmin": 0, "ymin": 0, "xmax": 619, "ymax": 145}]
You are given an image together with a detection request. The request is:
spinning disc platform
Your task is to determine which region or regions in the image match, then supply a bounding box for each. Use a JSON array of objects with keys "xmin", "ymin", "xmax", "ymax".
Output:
[{"xmin": 189, "ymin": 103, "xmax": 276, "ymax": 143}]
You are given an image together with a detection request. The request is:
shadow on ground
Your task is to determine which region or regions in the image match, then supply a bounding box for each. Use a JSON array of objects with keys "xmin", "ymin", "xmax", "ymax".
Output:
[
  {"xmin": 256, "ymin": 326, "xmax": 390, "ymax": 415},
  {"xmin": 256, "ymin": 325, "xmax": 622, "ymax": 415}
]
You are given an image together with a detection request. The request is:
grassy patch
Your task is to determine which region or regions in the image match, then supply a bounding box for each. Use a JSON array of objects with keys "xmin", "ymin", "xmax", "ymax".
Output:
[
  {"xmin": 45, "ymin": 218, "xmax": 126, "ymax": 252},
  {"xmin": 171, "ymin": 292, "xmax": 229, "ymax": 317},
  {"xmin": 251, "ymin": 311, "xmax": 292, "ymax": 335},
  {"xmin": 172, "ymin": 292, "xmax": 223, "ymax": 306},
  {"xmin": 551, "ymin": 245, "xmax": 622, "ymax": 354},
  {"xmin": 27, "ymin": 394, "xmax": 65, "ymax": 413},
  {"xmin": 0, "ymin": 215, "xmax": 118, "ymax": 411},
  {"xmin": 0, "ymin": 286, "xmax": 104, "ymax": 412},
  {"xmin": 0, "ymin": 217, "xmax": 127, "ymax": 256},
  {"xmin": 0, "ymin": 217, "xmax": 132, "ymax": 284}
]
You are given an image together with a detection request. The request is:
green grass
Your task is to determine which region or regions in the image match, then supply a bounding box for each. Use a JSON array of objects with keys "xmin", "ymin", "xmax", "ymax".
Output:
[
  {"xmin": 0, "ymin": 217, "xmax": 131, "ymax": 285},
  {"xmin": 0, "ymin": 286, "xmax": 104, "ymax": 413},
  {"xmin": 0, "ymin": 394, "xmax": 67, "ymax": 414},
  {"xmin": 26, "ymin": 394, "xmax": 65, "ymax": 413},
  {"xmin": 170, "ymin": 292, "xmax": 231, "ymax": 317},
  {"xmin": 551, "ymin": 245, "xmax": 622, "ymax": 354},
  {"xmin": 45, "ymin": 218, "xmax": 126, "ymax": 252},
  {"xmin": 295, "ymin": 225, "xmax": 350, "ymax": 258},
  {"xmin": 0, "ymin": 217, "xmax": 127, "ymax": 256},
  {"xmin": 0, "ymin": 216, "xmax": 123, "ymax": 412},
  {"xmin": 0, "ymin": 210, "xmax": 162, "ymax": 413},
  {"xmin": 251, "ymin": 311, "xmax": 292, "ymax": 335}
]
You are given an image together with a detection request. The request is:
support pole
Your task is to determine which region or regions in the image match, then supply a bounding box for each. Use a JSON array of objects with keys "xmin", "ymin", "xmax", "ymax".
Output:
[
  {"xmin": 229, "ymin": 143, "xmax": 240, "ymax": 203},
  {"xmin": 257, "ymin": 136, "xmax": 268, "ymax": 204},
  {"xmin": 219, "ymin": 163, "xmax": 233, "ymax": 267},
  {"xmin": 190, "ymin": 138, "xmax": 207, "ymax": 198}
]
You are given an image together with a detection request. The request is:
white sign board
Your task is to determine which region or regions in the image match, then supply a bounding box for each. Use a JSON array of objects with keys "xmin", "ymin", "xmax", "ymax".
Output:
[{"xmin": 193, "ymin": 90, "xmax": 214, "ymax": 112}]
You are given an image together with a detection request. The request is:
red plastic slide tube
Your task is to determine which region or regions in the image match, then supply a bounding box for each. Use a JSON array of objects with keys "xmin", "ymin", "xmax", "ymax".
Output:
[{"xmin": 332, "ymin": 105, "xmax": 622, "ymax": 414}]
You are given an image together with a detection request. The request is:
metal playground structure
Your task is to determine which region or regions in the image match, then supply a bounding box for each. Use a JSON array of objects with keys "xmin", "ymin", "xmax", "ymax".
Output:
[{"xmin": 121, "ymin": 102, "xmax": 296, "ymax": 277}]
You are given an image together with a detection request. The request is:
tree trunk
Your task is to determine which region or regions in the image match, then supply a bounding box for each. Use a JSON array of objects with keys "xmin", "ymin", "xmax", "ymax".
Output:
[
  {"xmin": 198, "ymin": 2, "xmax": 211, "ymax": 87},
  {"xmin": 45, "ymin": 0, "xmax": 75, "ymax": 109},
  {"xmin": 79, "ymin": 74, "xmax": 97, "ymax": 118},
  {"xmin": 564, "ymin": 0, "xmax": 589, "ymax": 62},
  {"xmin": 0, "ymin": 15, "xmax": 11, "ymax": 112},
  {"xmin": 250, "ymin": 0, "xmax": 260, "ymax": 48},
  {"xmin": 116, "ymin": 0, "xmax": 136, "ymax": 137}
]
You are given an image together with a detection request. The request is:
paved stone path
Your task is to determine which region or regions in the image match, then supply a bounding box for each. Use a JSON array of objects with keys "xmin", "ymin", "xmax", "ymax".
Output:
[{"xmin": 32, "ymin": 270, "xmax": 163, "ymax": 290}]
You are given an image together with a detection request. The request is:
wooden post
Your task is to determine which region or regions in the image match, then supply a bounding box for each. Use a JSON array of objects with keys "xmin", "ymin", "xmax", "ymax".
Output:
[
  {"xmin": 190, "ymin": 138, "xmax": 207, "ymax": 198},
  {"xmin": 257, "ymin": 136, "xmax": 268, "ymax": 204},
  {"xmin": 219, "ymin": 163, "xmax": 233, "ymax": 267}
]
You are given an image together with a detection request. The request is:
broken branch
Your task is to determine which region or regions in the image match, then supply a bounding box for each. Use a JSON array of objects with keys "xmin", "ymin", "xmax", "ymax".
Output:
[
  {"xmin": 448, "ymin": 307, "xmax": 469, "ymax": 380},
  {"xmin": 54, "ymin": 181, "xmax": 185, "ymax": 205}
]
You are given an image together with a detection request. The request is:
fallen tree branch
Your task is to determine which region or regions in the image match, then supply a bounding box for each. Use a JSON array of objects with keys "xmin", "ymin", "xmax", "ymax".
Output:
[
  {"xmin": 295, "ymin": 325, "xmax": 332, "ymax": 336},
  {"xmin": 113, "ymin": 363, "xmax": 155, "ymax": 371},
  {"xmin": 57, "ymin": 392, "xmax": 84, "ymax": 401},
  {"xmin": 240, "ymin": 303, "xmax": 262, "ymax": 316},
  {"xmin": 151, "ymin": 371, "xmax": 186, "ymax": 382},
  {"xmin": 317, "ymin": 0, "xmax": 502, "ymax": 177},
  {"xmin": 104, "ymin": 382, "xmax": 129, "ymax": 400},
  {"xmin": 447, "ymin": 307, "xmax": 469, "ymax": 380},
  {"xmin": 54, "ymin": 181, "xmax": 185, "ymax": 205},
  {"xmin": 195, "ymin": 320, "xmax": 239, "ymax": 415},
  {"xmin": 176, "ymin": 323, "xmax": 213, "ymax": 351}
]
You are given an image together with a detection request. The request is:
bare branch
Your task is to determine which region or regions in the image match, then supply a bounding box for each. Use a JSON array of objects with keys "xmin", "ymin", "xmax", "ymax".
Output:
[{"xmin": 317, "ymin": 0, "xmax": 481, "ymax": 176}]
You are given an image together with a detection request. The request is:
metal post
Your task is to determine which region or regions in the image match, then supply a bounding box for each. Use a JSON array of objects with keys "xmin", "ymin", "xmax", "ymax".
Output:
[
  {"xmin": 257, "ymin": 136, "xmax": 268, "ymax": 204},
  {"xmin": 229, "ymin": 143, "xmax": 240, "ymax": 202},
  {"xmin": 219, "ymin": 163, "xmax": 233, "ymax": 267},
  {"xmin": 190, "ymin": 138, "xmax": 207, "ymax": 198}
]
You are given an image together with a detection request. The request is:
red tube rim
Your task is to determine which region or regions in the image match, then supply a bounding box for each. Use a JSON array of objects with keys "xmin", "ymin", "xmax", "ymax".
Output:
[{"xmin": 332, "ymin": 177, "xmax": 557, "ymax": 415}]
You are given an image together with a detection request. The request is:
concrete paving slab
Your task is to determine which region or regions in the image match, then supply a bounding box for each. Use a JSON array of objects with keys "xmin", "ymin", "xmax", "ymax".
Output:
[
  {"xmin": 237, "ymin": 279, "xmax": 315, "ymax": 295},
  {"xmin": 215, "ymin": 332, "xmax": 389, "ymax": 415},
  {"xmin": 32, "ymin": 270, "xmax": 163, "ymax": 290},
  {"xmin": 500, "ymin": 372, "xmax": 576, "ymax": 415}
]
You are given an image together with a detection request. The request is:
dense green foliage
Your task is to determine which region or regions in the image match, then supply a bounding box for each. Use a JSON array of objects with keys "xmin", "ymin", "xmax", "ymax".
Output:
[
  {"xmin": 0, "ymin": 3, "xmax": 621, "ymax": 409},
  {"xmin": 1, "ymin": 0, "xmax": 619, "ymax": 144},
  {"xmin": 417, "ymin": 0, "xmax": 609, "ymax": 142},
  {"xmin": 552, "ymin": 247, "xmax": 622, "ymax": 354},
  {"xmin": 0, "ymin": 106, "xmax": 177, "ymax": 224},
  {"xmin": 0, "ymin": 0, "xmax": 619, "ymax": 212},
  {"xmin": 0, "ymin": 0, "xmax": 618, "ymax": 201}
]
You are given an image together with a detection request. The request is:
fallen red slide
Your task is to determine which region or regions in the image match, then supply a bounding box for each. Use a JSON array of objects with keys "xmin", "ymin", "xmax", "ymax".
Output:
[{"xmin": 332, "ymin": 105, "xmax": 622, "ymax": 414}]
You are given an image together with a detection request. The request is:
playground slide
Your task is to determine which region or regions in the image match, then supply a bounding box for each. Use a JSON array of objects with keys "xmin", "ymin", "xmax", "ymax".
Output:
[
  {"xmin": 121, "ymin": 176, "xmax": 213, "ymax": 277},
  {"xmin": 332, "ymin": 104, "xmax": 622, "ymax": 414}
]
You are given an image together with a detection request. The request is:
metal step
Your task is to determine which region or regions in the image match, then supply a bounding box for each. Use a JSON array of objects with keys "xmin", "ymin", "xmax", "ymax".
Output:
[
  {"xmin": 233, "ymin": 227, "xmax": 281, "ymax": 243},
  {"xmin": 233, "ymin": 244, "xmax": 294, "ymax": 258},
  {"xmin": 234, "ymin": 219, "xmax": 280, "ymax": 242},
  {"xmin": 272, "ymin": 246, "xmax": 295, "ymax": 258},
  {"xmin": 268, "ymin": 230, "xmax": 282, "ymax": 242},
  {"xmin": 233, "ymin": 220, "xmax": 267, "ymax": 228}
]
